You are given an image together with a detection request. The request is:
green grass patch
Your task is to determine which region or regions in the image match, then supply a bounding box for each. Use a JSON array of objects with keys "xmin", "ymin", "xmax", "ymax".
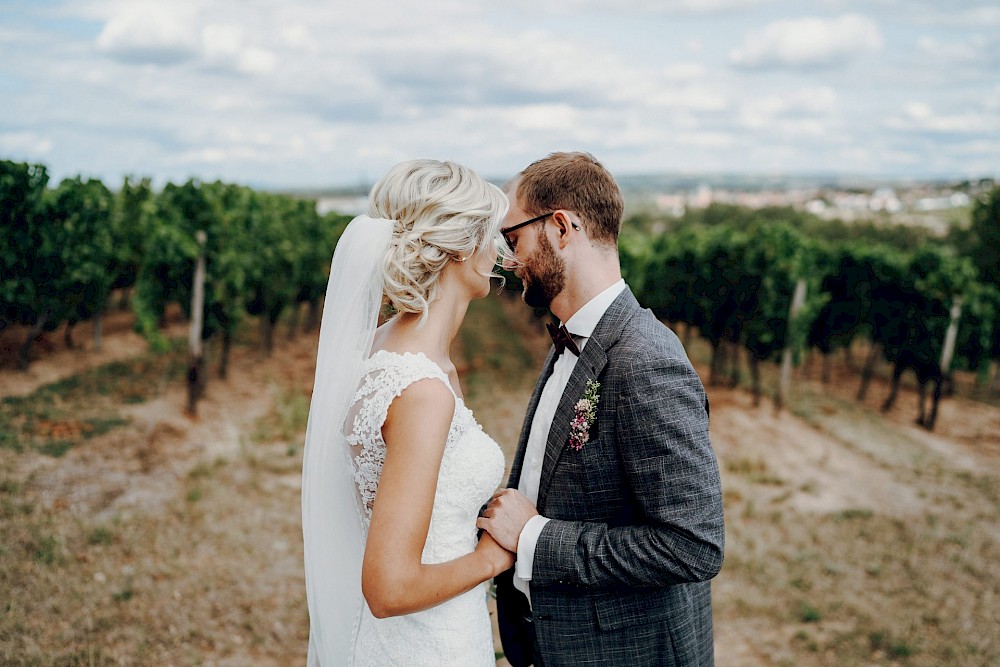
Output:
[
  {"xmin": 792, "ymin": 630, "xmax": 820, "ymax": 653},
  {"xmin": 0, "ymin": 497, "xmax": 33, "ymax": 519},
  {"xmin": 113, "ymin": 581, "xmax": 134, "ymax": 603},
  {"xmin": 0, "ymin": 478, "xmax": 22, "ymax": 495},
  {"xmin": 88, "ymin": 526, "xmax": 115, "ymax": 546},
  {"xmin": 37, "ymin": 440, "xmax": 76, "ymax": 458},
  {"xmin": 31, "ymin": 533, "xmax": 60, "ymax": 565},
  {"xmin": 870, "ymin": 630, "xmax": 917, "ymax": 658},
  {"xmin": 796, "ymin": 601, "xmax": 823, "ymax": 623},
  {"xmin": 188, "ymin": 462, "xmax": 214, "ymax": 480}
]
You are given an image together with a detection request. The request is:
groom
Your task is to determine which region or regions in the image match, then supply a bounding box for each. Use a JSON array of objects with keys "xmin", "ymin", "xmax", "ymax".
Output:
[{"xmin": 478, "ymin": 152, "xmax": 725, "ymax": 667}]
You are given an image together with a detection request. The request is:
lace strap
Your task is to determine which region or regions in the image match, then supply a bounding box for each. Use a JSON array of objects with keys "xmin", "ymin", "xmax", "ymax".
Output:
[
  {"xmin": 348, "ymin": 351, "xmax": 458, "ymax": 521},
  {"xmin": 348, "ymin": 351, "xmax": 458, "ymax": 448},
  {"xmin": 368, "ymin": 350, "xmax": 453, "ymax": 397}
]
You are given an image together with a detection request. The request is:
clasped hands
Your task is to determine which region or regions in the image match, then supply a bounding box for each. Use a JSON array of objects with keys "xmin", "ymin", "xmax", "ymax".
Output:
[{"xmin": 477, "ymin": 488, "xmax": 539, "ymax": 553}]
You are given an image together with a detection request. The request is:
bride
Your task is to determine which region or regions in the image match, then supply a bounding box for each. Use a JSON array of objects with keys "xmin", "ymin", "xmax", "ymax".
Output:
[{"xmin": 301, "ymin": 159, "xmax": 515, "ymax": 666}]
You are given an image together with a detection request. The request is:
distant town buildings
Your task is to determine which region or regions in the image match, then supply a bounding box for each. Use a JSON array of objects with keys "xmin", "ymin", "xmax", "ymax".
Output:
[
  {"xmin": 308, "ymin": 177, "xmax": 993, "ymax": 236},
  {"xmin": 640, "ymin": 178, "xmax": 993, "ymax": 234},
  {"xmin": 315, "ymin": 195, "xmax": 369, "ymax": 217}
]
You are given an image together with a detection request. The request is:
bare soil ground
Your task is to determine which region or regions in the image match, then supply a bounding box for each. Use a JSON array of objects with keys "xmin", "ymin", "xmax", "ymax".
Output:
[{"xmin": 1, "ymin": 297, "xmax": 997, "ymax": 666}]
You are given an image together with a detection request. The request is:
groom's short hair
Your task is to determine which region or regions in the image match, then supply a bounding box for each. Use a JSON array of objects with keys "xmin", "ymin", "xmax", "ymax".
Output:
[{"xmin": 512, "ymin": 152, "xmax": 623, "ymax": 247}]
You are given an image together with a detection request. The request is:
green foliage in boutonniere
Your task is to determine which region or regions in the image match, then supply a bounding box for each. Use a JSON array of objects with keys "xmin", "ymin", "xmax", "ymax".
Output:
[{"xmin": 568, "ymin": 380, "xmax": 601, "ymax": 451}]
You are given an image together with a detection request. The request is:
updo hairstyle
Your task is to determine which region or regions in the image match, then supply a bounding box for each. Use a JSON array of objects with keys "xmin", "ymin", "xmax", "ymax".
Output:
[{"xmin": 369, "ymin": 159, "xmax": 509, "ymax": 322}]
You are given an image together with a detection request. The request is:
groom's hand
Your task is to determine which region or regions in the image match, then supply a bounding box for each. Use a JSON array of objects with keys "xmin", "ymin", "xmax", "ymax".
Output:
[{"xmin": 477, "ymin": 488, "xmax": 538, "ymax": 552}]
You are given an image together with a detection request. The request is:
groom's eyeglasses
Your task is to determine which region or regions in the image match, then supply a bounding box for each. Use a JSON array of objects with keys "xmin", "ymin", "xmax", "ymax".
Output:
[{"xmin": 500, "ymin": 212, "xmax": 553, "ymax": 252}]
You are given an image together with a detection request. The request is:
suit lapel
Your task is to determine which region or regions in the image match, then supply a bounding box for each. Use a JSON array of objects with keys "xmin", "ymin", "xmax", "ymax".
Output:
[
  {"xmin": 507, "ymin": 346, "xmax": 558, "ymax": 488},
  {"xmin": 536, "ymin": 289, "xmax": 640, "ymax": 509}
]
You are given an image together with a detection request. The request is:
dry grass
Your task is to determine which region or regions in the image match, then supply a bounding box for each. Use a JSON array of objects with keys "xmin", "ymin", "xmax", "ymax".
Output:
[
  {"xmin": 1, "ymin": 322, "xmax": 312, "ymax": 666},
  {"xmin": 2, "ymin": 454, "xmax": 306, "ymax": 665},
  {"xmin": 2, "ymin": 297, "xmax": 999, "ymax": 666},
  {"xmin": 693, "ymin": 338, "xmax": 1000, "ymax": 667}
]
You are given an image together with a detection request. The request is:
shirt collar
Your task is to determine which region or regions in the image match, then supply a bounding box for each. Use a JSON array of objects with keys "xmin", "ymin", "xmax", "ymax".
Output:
[{"xmin": 564, "ymin": 279, "xmax": 627, "ymax": 339}]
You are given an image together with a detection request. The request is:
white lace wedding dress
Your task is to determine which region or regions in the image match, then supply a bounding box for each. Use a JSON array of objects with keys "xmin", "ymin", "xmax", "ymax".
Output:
[{"xmin": 347, "ymin": 350, "xmax": 505, "ymax": 666}]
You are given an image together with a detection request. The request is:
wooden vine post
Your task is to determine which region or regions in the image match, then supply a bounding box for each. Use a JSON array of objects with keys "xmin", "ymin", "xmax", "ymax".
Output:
[
  {"xmin": 939, "ymin": 296, "xmax": 963, "ymax": 376},
  {"xmin": 187, "ymin": 230, "xmax": 208, "ymax": 416},
  {"xmin": 776, "ymin": 278, "xmax": 808, "ymax": 411}
]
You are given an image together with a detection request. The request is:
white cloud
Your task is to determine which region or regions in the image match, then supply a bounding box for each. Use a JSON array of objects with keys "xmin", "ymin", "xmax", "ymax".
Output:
[
  {"xmin": 95, "ymin": 2, "xmax": 200, "ymax": 64},
  {"xmin": 885, "ymin": 102, "xmax": 998, "ymax": 135},
  {"xmin": 0, "ymin": 132, "xmax": 54, "ymax": 156},
  {"xmin": 916, "ymin": 36, "xmax": 985, "ymax": 64},
  {"xmin": 730, "ymin": 14, "xmax": 882, "ymax": 69},
  {"xmin": 201, "ymin": 25, "xmax": 244, "ymax": 63},
  {"xmin": 201, "ymin": 25, "xmax": 277, "ymax": 75},
  {"xmin": 508, "ymin": 106, "xmax": 580, "ymax": 133},
  {"xmin": 648, "ymin": 86, "xmax": 730, "ymax": 113},
  {"xmin": 739, "ymin": 87, "xmax": 838, "ymax": 129},
  {"xmin": 168, "ymin": 147, "xmax": 228, "ymax": 165},
  {"xmin": 2, "ymin": 0, "xmax": 997, "ymax": 185},
  {"xmin": 95, "ymin": 4, "xmax": 282, "ymax": 75},
  {"xmin": 661, "ymin": 63, "xmax": 708, "ymax": 81},
  {"xmin": 675, "ymin": 132, "xmax": 737, "ymax": 149},
  {"xmin": 903, "ymin": 101, "xmax": 933, "ymax": 121}
]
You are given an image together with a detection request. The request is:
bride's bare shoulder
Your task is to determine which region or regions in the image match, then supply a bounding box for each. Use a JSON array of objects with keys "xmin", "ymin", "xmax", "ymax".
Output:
[{"xmin": 383, "ymin": 378, "xmax": 455, "ymax": 453}]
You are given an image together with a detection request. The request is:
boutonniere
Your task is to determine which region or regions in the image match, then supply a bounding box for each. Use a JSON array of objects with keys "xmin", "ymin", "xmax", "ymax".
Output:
[{"xmin": 568, "ymin": 380, "xmax": 601, "ymax": 451}]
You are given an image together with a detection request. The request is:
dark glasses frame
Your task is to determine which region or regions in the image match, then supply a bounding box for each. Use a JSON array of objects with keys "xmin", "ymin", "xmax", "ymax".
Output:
[{"xmin": 500, "ymin": 211, "xmax": 553, "ymax": 250}]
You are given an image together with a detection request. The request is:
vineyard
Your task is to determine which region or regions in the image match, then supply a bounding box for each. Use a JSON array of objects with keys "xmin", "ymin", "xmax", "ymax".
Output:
[
  {"xmin": 1, "ymin": 160, "xmax": 352, "ymax": 410},
  {"xmin": 2, "ymin": 158, "xmax": 1000, "ymax": 665},
  {"xmin": 4, "ymin": 159, "xmax": 999, "ymax": 425},
  {"xmin": 618, "ymin": 197, "xmax": 1000, "ymax": 424}
]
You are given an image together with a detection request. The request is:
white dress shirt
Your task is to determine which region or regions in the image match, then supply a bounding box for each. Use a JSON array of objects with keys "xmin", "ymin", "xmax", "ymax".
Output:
[{"xmin": 514, "ymin": 279, "xmax": 627, "ymax": 602}]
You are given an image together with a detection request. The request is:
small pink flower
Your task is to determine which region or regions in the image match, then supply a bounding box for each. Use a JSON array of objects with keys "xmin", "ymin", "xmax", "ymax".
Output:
[{"xmin": 567, "ymin": 380, "xmax": 601, "ymax": 451}]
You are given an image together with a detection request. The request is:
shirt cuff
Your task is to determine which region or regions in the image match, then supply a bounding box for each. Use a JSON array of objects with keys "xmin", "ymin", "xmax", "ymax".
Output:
[{"xmin": 514, "ymin": 515, "xmax": 550, "ymax": 581}]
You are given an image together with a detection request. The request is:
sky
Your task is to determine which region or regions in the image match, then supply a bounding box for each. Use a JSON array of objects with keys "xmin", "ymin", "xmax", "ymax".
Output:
[{"xmin": 1, "ymin": 0, "xmax": 998, "ymax": 189}]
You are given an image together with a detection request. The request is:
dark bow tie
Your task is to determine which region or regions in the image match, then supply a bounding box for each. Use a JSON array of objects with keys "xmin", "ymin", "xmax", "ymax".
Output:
[{"xmin": 546, "ymin": 322, "xmax": 581, "ymax": 357}]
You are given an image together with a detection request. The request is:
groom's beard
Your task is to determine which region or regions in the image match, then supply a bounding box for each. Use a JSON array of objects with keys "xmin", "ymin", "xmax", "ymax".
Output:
[{"xmin": 521, "ymin": 229, "xmax": 565, "ymax": 309}]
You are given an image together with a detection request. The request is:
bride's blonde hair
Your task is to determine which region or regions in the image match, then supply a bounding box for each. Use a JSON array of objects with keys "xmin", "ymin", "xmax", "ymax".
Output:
[{"xmin": 369, "ymin": 159, "xmax": 509, "ymax": 322}]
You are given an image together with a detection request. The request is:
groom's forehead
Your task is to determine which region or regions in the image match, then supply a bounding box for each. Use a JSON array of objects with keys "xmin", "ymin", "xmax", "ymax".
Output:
[{"xmin": 505, "ymin": 194, "xmax": 529, "ymax": 222}]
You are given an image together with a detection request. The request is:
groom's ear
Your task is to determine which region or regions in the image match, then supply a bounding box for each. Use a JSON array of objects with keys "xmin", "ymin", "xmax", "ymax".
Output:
[{"xmin": 551, "ymin": 211, "xmax": 576, "ymax": 249}]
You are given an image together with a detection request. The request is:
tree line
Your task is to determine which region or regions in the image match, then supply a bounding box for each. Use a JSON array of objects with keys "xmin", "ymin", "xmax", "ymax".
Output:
[
  {"xmin": 1, "ymin": 160, "xmax": 351, "ymax": 381},
  {"xmin": 618, "ymin": 193, "xmax": 1000, "ymax": 429},
  {"xmin": 4, "ymin": 157, "xmax": 998, "ymax": 428}
]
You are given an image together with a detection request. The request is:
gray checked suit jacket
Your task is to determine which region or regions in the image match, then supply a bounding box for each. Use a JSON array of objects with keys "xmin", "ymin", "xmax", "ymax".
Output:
[{"xmin": 496, "ymin": 288, "xmax": 724, "ymax": 667}]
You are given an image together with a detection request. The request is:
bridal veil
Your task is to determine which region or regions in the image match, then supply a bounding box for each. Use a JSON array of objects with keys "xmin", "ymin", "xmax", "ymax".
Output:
[{"xmin": 302, "ymin": 215, "xmax": 394, "ymax": 666}]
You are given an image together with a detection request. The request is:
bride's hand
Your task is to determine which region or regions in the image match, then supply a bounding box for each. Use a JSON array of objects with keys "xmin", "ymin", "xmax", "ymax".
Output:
[{"xmin": 476, "ymin": 529, "xmax": 515, "ymax": 576}]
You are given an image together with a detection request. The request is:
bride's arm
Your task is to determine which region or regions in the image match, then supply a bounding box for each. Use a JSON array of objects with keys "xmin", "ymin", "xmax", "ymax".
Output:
[{"xmin": 361, "ymin": 378, "xmax": 513, "ymax": 619}]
